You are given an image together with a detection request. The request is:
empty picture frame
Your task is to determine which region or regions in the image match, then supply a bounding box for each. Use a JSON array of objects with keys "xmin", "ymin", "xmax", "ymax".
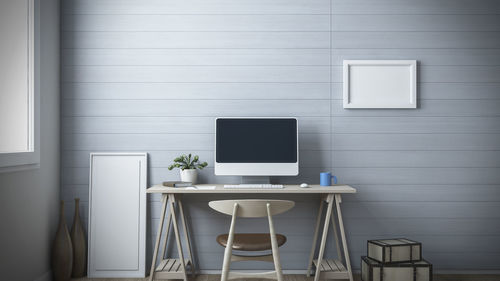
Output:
[
  {"xmin": 343, "ymin": 60, "xmax": 417, "ymax": 108},
  {"xmin": 88, "ymin": 152, "xmax": 147, "ymax": 278}
]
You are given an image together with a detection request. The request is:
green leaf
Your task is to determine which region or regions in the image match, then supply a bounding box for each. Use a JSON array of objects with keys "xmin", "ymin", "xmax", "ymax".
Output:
[
  {"xmin": 197, "ymin": 162, "xmax": 208, "ymax": 169},
  {"xmin": 170, "ymin": 154, "xmax": 207, "ymax": 170}
]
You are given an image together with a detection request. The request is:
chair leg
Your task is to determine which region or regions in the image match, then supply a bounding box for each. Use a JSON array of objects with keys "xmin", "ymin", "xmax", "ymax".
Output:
[
  {"xmin": 271, "ymin": 244, "xmax": 284, "ymax": 281},
  {"xmin": 220, "ymin": 243, "xmax": 232, "ymax": 281},
  {"xmin": 221, "ymin": 203, "xmax": 238, "ymax": 281},
  {"xmin": 267, "ymin": 203, "xmax": 284, "ymax": 281}
]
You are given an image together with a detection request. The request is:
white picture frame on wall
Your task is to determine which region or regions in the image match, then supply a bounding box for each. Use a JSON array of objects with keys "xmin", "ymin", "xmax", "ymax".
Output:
[{"xmin": 343, "ymin": 60, "xmax": 417, "ymax": 109}]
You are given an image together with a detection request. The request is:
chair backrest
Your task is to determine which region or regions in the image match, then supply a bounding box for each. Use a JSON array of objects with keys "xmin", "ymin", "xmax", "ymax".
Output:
[{"xmin": 209, "ymin": 199, "xmax": 295, "ymax": 218}]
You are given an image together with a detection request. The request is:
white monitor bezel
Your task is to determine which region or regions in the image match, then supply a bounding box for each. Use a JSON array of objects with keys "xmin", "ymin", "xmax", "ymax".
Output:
[{"xmin": 214, "ymin": 117, "xmax": 299, "ymax": 176}]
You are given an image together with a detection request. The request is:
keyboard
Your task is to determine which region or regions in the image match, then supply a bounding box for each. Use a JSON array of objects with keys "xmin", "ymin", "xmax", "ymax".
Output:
[{"xmin": 223, "ymin": 184, "xmax": 284, "ymax": 189}]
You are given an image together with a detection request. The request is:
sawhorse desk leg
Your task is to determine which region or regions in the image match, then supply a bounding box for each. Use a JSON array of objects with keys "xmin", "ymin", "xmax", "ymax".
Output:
[
  {"xmin": 149, "ymin": 194, "xmax": 196, "ymax": 281},
  {"xmin": 307, "ymin": 193, "xmax": 353, "ymax": 281}
]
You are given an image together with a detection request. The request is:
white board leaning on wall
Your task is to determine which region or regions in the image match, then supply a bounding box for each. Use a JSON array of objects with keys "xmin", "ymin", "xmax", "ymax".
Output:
[{"xmin": 88, "ymin": 153, "xmax": 147, "ymax": 278}]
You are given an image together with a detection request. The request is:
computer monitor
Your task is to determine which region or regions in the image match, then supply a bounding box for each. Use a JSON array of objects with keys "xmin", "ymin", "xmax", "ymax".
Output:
[{"xmin": 215, "ymin": 117, "xmax": 299, "ymax": 176}]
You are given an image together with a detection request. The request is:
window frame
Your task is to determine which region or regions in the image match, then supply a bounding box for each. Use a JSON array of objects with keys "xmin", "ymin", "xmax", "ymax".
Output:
[{"xmin": 0, "ymin": 0, "xmax": 39, "ymax": 172}]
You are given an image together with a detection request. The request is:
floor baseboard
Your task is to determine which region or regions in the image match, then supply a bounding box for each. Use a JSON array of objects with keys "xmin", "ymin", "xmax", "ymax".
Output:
[
  {"xmin": 73, "ymin": 273, "xmax": 500, "ymax": 281},
  {"xmin": 199, "ymin": 269, "xmax": 500, "ymax": 275},
  {"xmin": 434, "ymin": 270, "xmax": 500, "ymax": 274},
  {"xmin": 199, "ymin": 269, "xmax": 308, "ymax": 274}
]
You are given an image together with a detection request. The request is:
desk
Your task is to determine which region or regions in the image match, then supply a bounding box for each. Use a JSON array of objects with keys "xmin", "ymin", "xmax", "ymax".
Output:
[{"xmin": 147, "ymin": 184, "xmax": 356, "ymax": 281}]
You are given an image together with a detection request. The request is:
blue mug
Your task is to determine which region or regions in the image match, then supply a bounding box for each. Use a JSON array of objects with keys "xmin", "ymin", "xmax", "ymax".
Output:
[{"xmin": 320, "ymin": 172, "xmax": 337, "ymax": 186}]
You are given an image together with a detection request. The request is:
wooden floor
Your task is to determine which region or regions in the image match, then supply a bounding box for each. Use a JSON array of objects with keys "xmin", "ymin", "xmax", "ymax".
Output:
[{"xmin": 72, "ymin": 273, "xmax": 500, "ymax": 281}]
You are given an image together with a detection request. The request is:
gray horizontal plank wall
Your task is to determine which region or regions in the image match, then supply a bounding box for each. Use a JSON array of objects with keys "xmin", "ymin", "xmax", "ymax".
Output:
[
  {"xmin": 61, "ymin": 0, "xmax": 333, "ymax": 272},
  {"xmin": 330, "ymin": 0, "xmax": 500, "ymax": 273},
  {"xmin": 60, "ymin": 0, "xmax": 500, "ymax": 272}
]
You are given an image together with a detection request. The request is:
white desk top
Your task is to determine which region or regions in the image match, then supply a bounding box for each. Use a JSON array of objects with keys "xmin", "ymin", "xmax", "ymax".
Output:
[{"xmin": 146, "ymin": 184, "xmax": 356, "ymax": 194}]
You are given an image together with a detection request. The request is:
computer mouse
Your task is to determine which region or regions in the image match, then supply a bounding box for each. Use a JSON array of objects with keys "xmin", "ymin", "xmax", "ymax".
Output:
[{"xmin": 300, "ymin": 183, "xmax": 309, "ymax": 188}]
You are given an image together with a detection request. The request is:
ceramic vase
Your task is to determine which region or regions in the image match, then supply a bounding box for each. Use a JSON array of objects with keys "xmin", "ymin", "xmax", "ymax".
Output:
[
  {"xmin": 71, "ymin": 198, "xmax": 87, "ymax": 277},
  {"xmin": 180, "ymin": 168, "xmax": 198, "ymax": 184},
  {"xmin": 52, "ymin": 200, "xmax": 73, "ymax": 281}
]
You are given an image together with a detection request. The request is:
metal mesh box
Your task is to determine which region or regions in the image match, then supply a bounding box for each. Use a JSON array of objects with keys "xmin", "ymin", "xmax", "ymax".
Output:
[
  {"xmin": 368, "ymin": 238, "xmax": 422, "ymax": 264},
  {"xmin": 361, "ymin": 256, "xmax": 432, "ymax": 281}
]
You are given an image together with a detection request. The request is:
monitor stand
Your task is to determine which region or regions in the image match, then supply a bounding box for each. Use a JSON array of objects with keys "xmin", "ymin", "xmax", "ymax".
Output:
[{"xmin": 241, "ymin": 176, "xmax": 271, "ymax": 184}]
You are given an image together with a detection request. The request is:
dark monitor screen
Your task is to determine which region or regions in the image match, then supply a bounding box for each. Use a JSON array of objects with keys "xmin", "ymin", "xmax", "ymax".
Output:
[{"xmin": 216, "ymin": 118, "xmax": 297, "ymax": 163}]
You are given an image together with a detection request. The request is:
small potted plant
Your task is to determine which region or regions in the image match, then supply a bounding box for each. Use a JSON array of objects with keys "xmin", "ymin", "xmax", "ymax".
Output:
[{"xmin": 168, "ymin": 154, "xmax": 208, "ymax": 184}]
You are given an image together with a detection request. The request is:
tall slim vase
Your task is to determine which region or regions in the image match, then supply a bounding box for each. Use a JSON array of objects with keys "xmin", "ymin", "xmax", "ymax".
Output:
[
  {"xmin": 52, "ymin": 200, "xmax": 73, "ymax": 281},
  {"xmin": 71, "ymin": 198, "xmax": 87, "ymax": 277}
]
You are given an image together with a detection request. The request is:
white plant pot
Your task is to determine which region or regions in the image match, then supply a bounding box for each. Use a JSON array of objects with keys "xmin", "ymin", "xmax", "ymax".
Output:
[{"xmin": 180, "ymin": 169, "xmax": 198, "ymax": 184}]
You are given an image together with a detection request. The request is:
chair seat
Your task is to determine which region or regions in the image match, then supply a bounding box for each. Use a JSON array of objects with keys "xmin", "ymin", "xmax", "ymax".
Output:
[{"xmin": 216, "ymin": 233, "xmax": 287, "ymax": 251}]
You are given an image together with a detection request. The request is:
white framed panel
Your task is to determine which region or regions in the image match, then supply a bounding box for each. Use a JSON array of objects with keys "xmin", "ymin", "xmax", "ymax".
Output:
[
  {"xmin": 343, "ymin": 60, "xmax": 417, "ymax": 108},
  {"xmin": 0, "ymin": 0, "xmax": 40, "ymax": 171},
  {"xmin": 88, "ymin": 152, "xmax": 147, "ymax": 278}
]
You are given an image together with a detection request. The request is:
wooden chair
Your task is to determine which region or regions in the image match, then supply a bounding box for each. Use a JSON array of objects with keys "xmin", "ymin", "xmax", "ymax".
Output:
[{"xmin": 208, "ymin": 199, "xmax": 295, "ymax": 281}]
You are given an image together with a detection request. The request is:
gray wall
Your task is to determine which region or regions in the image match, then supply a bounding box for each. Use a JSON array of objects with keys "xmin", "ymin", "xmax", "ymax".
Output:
[
  {"xmin": 330, "ymin": 0, "xmax": 500, "ymax": 271},
  {"xmin": 61, "ymin": 0, "xmax": 500, "ymax": 272},
  {"xmin": 0, "ymin": 1, "xmax": 60, "ymax": 280}
]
